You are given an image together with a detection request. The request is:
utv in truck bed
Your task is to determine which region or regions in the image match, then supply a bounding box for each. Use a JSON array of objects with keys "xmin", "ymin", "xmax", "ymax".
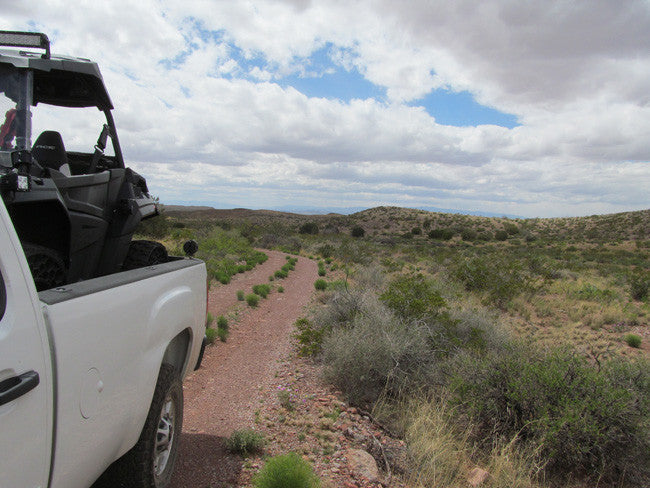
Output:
[{"xmin": 0, "ymin": 31, "xmax": 166, "ymax": 290}]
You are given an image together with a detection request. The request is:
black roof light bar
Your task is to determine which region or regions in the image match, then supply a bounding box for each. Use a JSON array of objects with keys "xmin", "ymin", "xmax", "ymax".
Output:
[{"xmin": 0, "ymin": 31, "xmax": 50, "ymax": 59}]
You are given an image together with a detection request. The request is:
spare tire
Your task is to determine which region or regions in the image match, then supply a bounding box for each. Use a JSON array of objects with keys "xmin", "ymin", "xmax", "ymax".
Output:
[
  {"xmin": 122, "ymin": 240, "xmax": 168, "ymax": 270},
  {"xmin": 22, "ymin": 242, "xmax": 66, "ymax": 291}
]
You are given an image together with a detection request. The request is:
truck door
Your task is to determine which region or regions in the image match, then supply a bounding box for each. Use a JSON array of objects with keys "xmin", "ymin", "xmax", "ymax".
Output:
[{"xmin": 0, "ymin": 211, "xmax": 54, "ymax": 488}]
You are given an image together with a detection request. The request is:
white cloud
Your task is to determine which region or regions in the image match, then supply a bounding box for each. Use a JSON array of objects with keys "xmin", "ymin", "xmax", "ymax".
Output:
[{"xmin": 2, "ymin": 0, "xmax": 648, "ymax": 217}]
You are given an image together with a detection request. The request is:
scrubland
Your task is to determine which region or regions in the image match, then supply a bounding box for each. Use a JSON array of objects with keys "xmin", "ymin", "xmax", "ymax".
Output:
[{"xmin": 142, "ymin": 205, "xmax": 649, "ymax": 487}]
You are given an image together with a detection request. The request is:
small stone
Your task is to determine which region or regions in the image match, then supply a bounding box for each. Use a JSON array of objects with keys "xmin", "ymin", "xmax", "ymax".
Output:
[
  {"xmin": 345, "ymin": 448, "xmax": 379, "ymax": 483},
  {"xmin": 468, "ymin": 467, "xmax": 490, "ymax": 487},
  {"xmin": 347, "ymin": 407, "xmax": 358, "ymax": 414}
]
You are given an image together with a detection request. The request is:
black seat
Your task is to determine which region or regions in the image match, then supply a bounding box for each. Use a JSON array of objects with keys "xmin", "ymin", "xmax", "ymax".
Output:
[{"xmin": 32, "ymin": 131, "xmax": 70, "ymax": 174}]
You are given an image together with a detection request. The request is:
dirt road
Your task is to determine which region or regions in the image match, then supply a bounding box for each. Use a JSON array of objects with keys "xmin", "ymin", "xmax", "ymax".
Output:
[{"xmin": 170, "ymin": 250, "xmax": 318, "ymax": 487}]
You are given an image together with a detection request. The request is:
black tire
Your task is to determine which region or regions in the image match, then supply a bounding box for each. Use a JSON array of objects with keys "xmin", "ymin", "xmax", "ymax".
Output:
[
  {"xmin": 97, "ymin": 364, "xmax": 183, "ymax": 488},
  {"xmin": 122, "ymin": 240, "xmax": 168, "ymax": 270},
  {"xmin": 22, "ymin": 242, "xmax": 66, "ymax": 291}
]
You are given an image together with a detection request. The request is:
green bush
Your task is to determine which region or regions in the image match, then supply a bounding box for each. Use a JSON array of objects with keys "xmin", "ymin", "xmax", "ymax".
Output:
[
  {"xmin": 236, "ymin": 290, "xmax": 245, "ymax": 301},
  {"xmin": 495, "ymin": 230, "xmax": 508, "ymax": 241},
  {"xmin": 295, "ymin": 317, "xmax": 329, "ymax": 356},
  {"xmin": 277, "ymin": 286, "xmax": 284, "ymax": 293},
  {"xmin": 214, "ymin": 271, "xmax": 231, "ymax": 284},
  {"xmin": 253, "ymin": 452, "xmax": 320, "ymax": 488},
  {"xmin": 625, "ymin": 333, "xmax": 642, "ymax": 348},
  {"xmin": 318, "ymin": 244, "xmax": 335, "ymax": 259},
  {"xmin": 351, "ymin": 226, "xmax": 365, "ymax": 238},
  {"xmin": 274, "ymin": 269, "xmax": 288, "ymax": 279},
  {"xmin": 629, "ymin": 270, "xmax": 649, "ymax": 300},
  {"xmin": 461, "ymin": 229, "xmax": 477, "ymax": 241},
  {"xmin": 504, "ymin": 222, "xmax": 520, "ymax": 235},
  {"xmin": 299, "ymin": 222, "xmax": 319, "ymax": 235},
  {"xmin": 318, "ymin": 267, "xmax": 326, "ymax": 277},
  {"xmin": 428, "ymin": 228, "xmax": 454, "ymax": 240},
  {"xmin": 253, "ymin": 284, "xmax": 271, "ymax": 298},
  {"xmin": 206, "ymin": 311, "xmax": 214, "ymax": 328},
  {"xmin": 314, "ymin": 279, "xmax": 327, "ymax": 291},
  {"xmin": 217, "ymin": 315, "xmax": 228, "ymax": 329},
  {"xmin": 205, "ymin": 327, "xmax": 218, "ymax": 344},
  {"xmin": 216, "ymin": 326, "xmax": 229, "ymax": 342},
  {"xmin": 246, "ymin": 294, "xmax": 260, "ymax": 307},
  {"xmin": 453, "ymin": 255, "xmax": 533, "ymax": 307},
  {"xmin": 379, "ymin": 273, "xmax": 447, "ymax": 320},
  {"xmin": 450, "ymin": 345, "xmax": 650, "ymax": 483},
  {"xmin": 226, "ymin": 429, "xmax": 266, "ymax": 456}
]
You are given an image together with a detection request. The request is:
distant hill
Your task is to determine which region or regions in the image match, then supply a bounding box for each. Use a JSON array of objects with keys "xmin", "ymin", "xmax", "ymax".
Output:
[{"xmin": 164, "ymin": 205, "xmax": 650, "ymax": 243}]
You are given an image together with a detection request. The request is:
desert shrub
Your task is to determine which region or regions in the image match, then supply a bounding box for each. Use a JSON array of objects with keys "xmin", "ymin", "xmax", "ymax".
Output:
[
  {"xmin": 317, "ymin": 244, "xmax": 335, "ymax": 259},
  {"xmin": 314, "ymin": 279, "xmax": 327, "ymax": 291},
  {"xmin": 253, "ymin": 452, "xmax": 320, "ymax": 488},
  {"xmin": 236, "ymin": 290, "xmax": 245, "ymax": 301},
  {"xmin": 354, "ymin": 265, "xmax": 384, "ymax": 291},
  {"xmin": 214, "ymin": 271, "xmax": 231, "ymax": 284},
  {"xmin": 504, "ymin": 222, "xmax": 520, "ymax": 235},
  {"xmin": 217, "ymin": 315, "xmax": 228, "ymax": 329},
  {"xmin": 476, "ymin": 231, "xmax": 492, "ymax": 241},
  {"xmin": 495, "ymin": 230, "xmax": 508, "ymax": 241},
  {"xmin": 253, "ymin": 284, "xmax": 271, "ymax": 298},
  {"xmin": 323, "ymin": 301, "xmax": 434, "ymax": 405},
  {"xmin": 461, "ymin": 228, "xmax": 477, "ymax": 241},
  {"xmin": 625, "ymin": 333, "xmax": 642, "ymax": 348},
  {"xmin": 206, "ymin": 311, "xmax": 214, "ymax": 327},
  {"xmin": 312, "ymin": 289, "xmax": 366, "ymax": 327},
  {"xmin": 453, "ymin": 255, "xmax": 532, "ymax": 307},
  {"xmin": 299, "ymin": 222, "xmax": 319, "ymax": 235},
  {"xmin": 237, "ymin": 264, "xmax": 247, "ymax": 273},
  {"xmin": 629, "ymin": 270, "xmax": 649, "ymax": 300},
  {"xmin": 205, "ymin": 327, "xmax": 218, "ymax": 344},
  {"xmin": 226, "ymin": 429, "xmax": 266, "ymax": 456},
  {"xmin": 379, "ymin": 273, "xmax": 447, "ymax": 320},
  {"xmin": 317, "ymin": 263, "xmax": 326, "ymax": 276},
  {"xmin": 450, "ymin": 345, "xmax": 650, "ymax": 483},
  {"xmin": 574, "ymin": 283, "xmax": 616, "ymax": 302},
  {"xmin": 350, "ymin": 225, "xmax": 365, "ymax": 238},
  {"xmin": 216, "ymin": 326, "xmax": 229, "ymax": 342},
  {"xmin": 274, "ymin": 269, "xmax": 288, "ymax": 279},
  {"xmin": 428, "ymin": 228, "xmax": 454, "ymax": 240},
  {"xmin": 295, "ymin": 317, "xmax": 329, "ymax": 356},
  {"xmin": 411, "ymin": 226, "xmax": 422, "ymax": 235},
  {"xmin": 277, "ymin": 285, "xmax": 284, "ymax": 293},
  {"xmin": 246, "ymin": 293, "xmax": 260, "ymax": 307}
]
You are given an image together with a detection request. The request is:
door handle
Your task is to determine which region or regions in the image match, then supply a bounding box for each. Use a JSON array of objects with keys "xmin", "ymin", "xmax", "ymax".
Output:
[{"xmin": 0, "ymin": 370, "xmax": 40, "ymax": 406}]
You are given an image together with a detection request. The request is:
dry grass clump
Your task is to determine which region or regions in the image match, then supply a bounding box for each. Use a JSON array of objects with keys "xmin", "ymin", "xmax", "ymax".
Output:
[{"xmin": 405, "ymin": 397, "xmax": 544, "ymax": 488}]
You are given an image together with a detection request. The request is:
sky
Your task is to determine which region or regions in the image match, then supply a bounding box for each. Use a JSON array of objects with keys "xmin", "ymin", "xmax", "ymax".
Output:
[{"xmin": 2, "ymin": 0, "xmax": 649, "ymax": 217}]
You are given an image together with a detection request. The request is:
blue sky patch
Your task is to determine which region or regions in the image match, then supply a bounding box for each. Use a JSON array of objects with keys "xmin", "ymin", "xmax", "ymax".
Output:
[
  {"xmin": 279, "ymin": 44, "xmax": 386, "ymax": 101},
  {"xmin": 413, "ymin": 89, "xmax": 519, "ymax": 128}
]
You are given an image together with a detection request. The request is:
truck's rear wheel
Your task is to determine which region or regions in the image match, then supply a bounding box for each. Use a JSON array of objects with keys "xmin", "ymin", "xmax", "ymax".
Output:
[
  {"xmin": 97, "ymin": 364, "xmax": 182, "ymax": 488},
  {"xmin": 22, "ymin": 242, "xmax": 66, "ymax": 291},
  {"xmin": 122, "ymin": 240, "xmax": 168, "ymax": 270}
]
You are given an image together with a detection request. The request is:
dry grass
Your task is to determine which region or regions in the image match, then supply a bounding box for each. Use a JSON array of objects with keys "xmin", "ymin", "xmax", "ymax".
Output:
[{"xmin": 404, "ymin": 396, "xmax": 545, "ymax": 488}]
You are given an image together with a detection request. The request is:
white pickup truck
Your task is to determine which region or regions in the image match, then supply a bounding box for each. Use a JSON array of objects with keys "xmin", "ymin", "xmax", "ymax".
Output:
[{"xmin": 0, "ymin": 194, "xmax": 208, "ymax": 488}]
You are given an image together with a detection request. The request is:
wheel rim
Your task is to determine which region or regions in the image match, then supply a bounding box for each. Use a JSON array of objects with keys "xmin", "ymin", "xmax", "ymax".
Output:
[{"xmin": 153, "ymin": 393, "xmax": 176, "ymax": 478}]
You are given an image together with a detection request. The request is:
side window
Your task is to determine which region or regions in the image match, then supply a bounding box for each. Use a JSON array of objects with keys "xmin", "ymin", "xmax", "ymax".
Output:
[{"xmin": 0, "ymin": 271, "xmax": 5, "ymax": 321}]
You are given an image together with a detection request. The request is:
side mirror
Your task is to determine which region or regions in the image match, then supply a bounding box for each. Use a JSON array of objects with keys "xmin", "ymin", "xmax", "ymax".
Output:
[{"xmin": 183, "ymin": 240, "xmax": 198, "ymax": 257}]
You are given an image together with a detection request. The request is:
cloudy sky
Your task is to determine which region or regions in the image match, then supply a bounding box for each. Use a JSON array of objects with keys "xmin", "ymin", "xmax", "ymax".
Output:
[{"xmin": 3, "ymin": 0, "xmax": 649, "ymax": 217}]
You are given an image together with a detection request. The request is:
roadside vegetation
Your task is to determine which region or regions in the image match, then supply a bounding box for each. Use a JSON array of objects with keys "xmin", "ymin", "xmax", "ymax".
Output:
[{"xmin": 144, "ymin": 204, "xmax": 649, "ymax": 487}]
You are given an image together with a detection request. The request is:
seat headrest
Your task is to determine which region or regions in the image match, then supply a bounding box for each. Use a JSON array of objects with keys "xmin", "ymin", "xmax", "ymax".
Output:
[{"xmin": 33, "ymin": 131, "xmax": 68, "ymax": 171}]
